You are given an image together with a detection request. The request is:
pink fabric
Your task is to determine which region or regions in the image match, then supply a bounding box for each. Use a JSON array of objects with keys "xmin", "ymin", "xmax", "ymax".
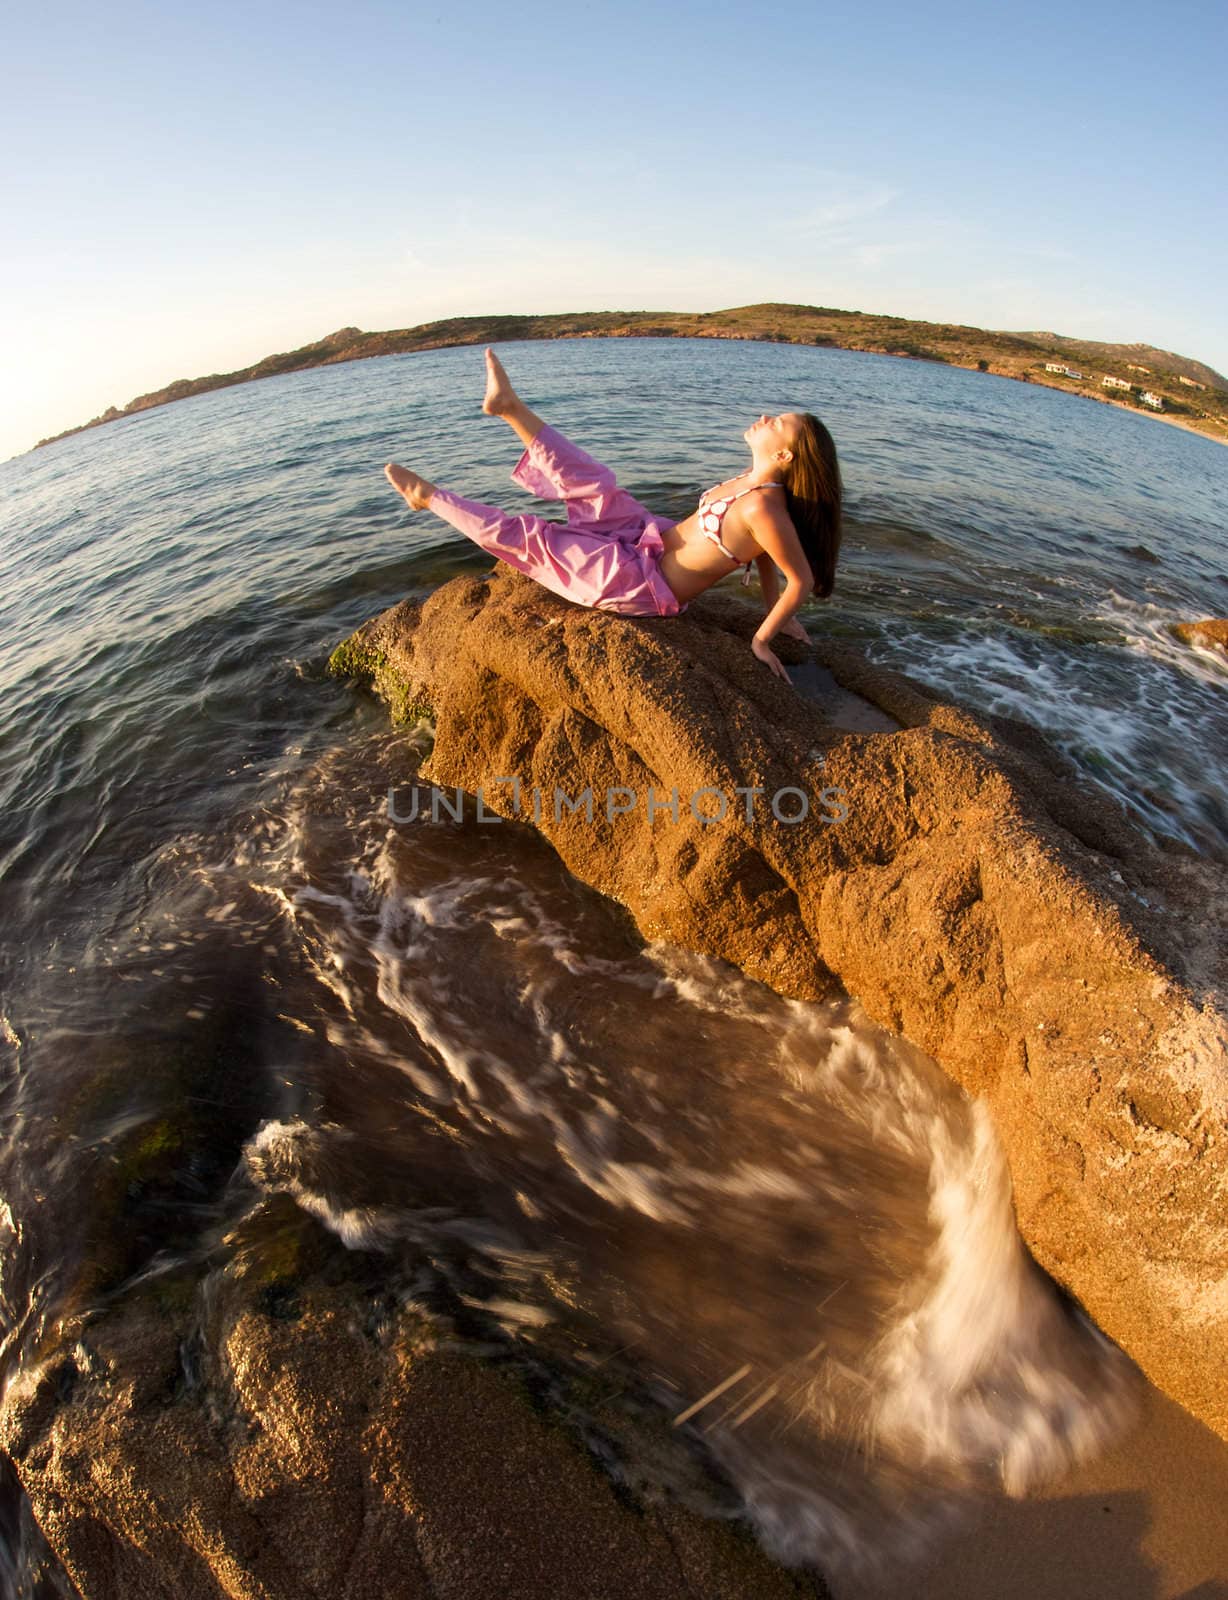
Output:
[{"xmin": 425, "ymin": 423, "xmax": 686, "ymax": 618}]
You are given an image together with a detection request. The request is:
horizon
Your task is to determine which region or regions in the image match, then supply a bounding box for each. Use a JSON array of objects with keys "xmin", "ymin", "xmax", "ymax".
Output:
[
  {"xmin": 21, "ymin": 303, "xmax": 1228, "ymax": 459},
  {"xmin": 3, "ymin": 0, "xmax": 1224, "ymax": 463}
]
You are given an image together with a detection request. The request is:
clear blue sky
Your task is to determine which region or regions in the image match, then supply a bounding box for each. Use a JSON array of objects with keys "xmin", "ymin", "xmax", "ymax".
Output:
[{"xmin": 2, "ymin": 0, "xmax": 1224, "ymax": 460}]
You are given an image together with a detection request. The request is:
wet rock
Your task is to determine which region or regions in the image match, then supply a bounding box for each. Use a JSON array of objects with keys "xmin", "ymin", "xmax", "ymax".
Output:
[
  {"xmin": 0, "ymin": 1202, "xmax": 827, "ymax": 1600},
  {"xmin": 330, "ymin": 568, "xmax": 1228, "ymax": 1442},
  {"xmin": 1172, "ymin": 617, "xmax": 1228, "ymax": 654}
]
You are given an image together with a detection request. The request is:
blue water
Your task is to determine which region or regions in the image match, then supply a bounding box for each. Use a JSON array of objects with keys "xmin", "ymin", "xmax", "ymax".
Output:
[
  {"xmin": 4, "ymin": 337, "xmax": 1223, "ymax": 935},
  {"xmin": 0, "ymin": 337, "xmax": 1222, "ymax": 1585}
]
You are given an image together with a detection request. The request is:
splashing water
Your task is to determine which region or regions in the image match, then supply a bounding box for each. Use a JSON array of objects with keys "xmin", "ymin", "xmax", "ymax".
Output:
[{"xmin": 216, "ymin": 733, "xmax": 1141, "ymax": 1583}]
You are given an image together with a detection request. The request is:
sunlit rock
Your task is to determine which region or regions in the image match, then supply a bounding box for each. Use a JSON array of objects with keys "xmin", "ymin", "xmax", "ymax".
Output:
[{"xmin": 331, "ymin": 567, "xmax": 1228, "ymax": 1441}]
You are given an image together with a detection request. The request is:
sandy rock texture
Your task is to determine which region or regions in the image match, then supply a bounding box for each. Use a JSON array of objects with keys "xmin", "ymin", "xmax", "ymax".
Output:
[
  {"xmin": 1172, "ymin": 617, "xmax": 1228, "ymax": 654},
  {"xmin": 330, "ymin": 568, "xmax": 1228, "ymax": 1440},
  {"xmin": 0, "ymin": 1198, "xmax": 827, "ymax": 1600}
]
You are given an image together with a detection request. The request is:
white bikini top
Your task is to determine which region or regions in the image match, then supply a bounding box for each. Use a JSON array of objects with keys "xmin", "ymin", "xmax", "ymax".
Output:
[{"xmin": 697, "ymin": 480, "xmax": 783, "ymax": 583}]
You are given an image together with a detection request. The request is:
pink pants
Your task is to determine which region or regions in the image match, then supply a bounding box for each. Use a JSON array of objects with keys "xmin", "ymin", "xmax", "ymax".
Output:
[{"xmin": 426, "ymin": 423, "xmax": 687, "ymax": 617}]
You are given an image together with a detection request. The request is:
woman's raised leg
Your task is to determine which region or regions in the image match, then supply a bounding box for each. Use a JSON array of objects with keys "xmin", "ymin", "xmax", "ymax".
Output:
[
  {"xmin": 482, "ymin": 348, "xmax": 545, "ymax": 448},
  {"xmin": 480, "ymin": 347, "xmax": 654, "ymax": 529}
]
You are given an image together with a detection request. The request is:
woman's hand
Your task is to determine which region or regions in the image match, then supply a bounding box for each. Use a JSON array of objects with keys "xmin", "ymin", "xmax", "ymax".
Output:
[
  {"xmin": 777, "ymin": 615, "xmax": 810, "ymax": 643},
  {"xmin": 751, "ymin": 636, "xmax": 792, "ymax": 684}
]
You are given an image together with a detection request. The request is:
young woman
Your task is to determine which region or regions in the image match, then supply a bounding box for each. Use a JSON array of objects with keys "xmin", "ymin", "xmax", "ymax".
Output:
[{"xmin": 384, "ymin": 349, "xmax": 842, "ymax": 683}]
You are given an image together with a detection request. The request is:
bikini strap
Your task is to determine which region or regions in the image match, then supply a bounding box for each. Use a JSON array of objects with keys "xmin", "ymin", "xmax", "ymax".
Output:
[
  {"xmin": 707, "ymin": 482, "xmax": 784, "ymax": 508},
  {"xmin": 701, "ymin": 479, "xmax": 784, "ymax": 507}
]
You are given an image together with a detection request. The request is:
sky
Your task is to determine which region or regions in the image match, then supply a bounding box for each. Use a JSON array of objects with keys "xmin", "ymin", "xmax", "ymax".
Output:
[{"xmin": 2, "ymin": 0, "xmax": 1225, "ymax": 462}]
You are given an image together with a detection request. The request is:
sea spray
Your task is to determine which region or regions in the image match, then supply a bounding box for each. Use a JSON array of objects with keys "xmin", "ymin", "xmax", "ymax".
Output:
[{"xmin": 225, "ymin": 742, "xmax": 1142, "ymax": 1579}]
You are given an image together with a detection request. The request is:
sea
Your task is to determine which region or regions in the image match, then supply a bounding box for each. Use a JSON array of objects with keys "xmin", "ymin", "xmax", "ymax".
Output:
[{"xmin": 1, "ymin": 337, "xmax": 1225, "ymax": 1592}]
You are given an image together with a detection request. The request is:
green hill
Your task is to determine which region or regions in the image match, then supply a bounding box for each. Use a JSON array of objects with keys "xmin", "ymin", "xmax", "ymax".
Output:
[
  {"xmin": 1012, "ymin": 331, "xmax": 1225, "ymax": 391},
  {"xmin": 34, "ymin": 305, "xmax": 1228, "ymax": 451}
]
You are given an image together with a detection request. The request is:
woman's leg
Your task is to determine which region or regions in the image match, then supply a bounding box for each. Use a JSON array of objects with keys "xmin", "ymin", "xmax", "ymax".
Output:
[
  {"xmin": 481, "ymin": 347, "xmax": 545, "ymax": 448},
  {"xmin": 481, "ymin": 348, "xmax": 656, "ymax": 529},
  {"xmin": 384, "ymin": 462, "xmax": 586, "ymax": 592},
  {"xmin": 379, "ymin": 353, "xmax": 546, "ymax": 507},
  {"xmin": 382, "ymin": 466, "xmax": 678, "ymax": 616},
  {"xmin": 384, "ymin": 464, "xmax": 435, "ymax": 508}
]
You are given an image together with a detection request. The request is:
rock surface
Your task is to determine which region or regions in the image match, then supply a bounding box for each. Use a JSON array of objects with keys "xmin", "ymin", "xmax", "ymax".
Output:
[
  {"xmin": 0, "ymin": 1197, "xmax": 827, "ymax": 1600},
  {"xmin": 1172, "ymin": 617, "xmax": 1228, "ymax": 653},
  {"xmin": 330, "ymin": 568, "xmax": 1228, "ymax": 1440}
]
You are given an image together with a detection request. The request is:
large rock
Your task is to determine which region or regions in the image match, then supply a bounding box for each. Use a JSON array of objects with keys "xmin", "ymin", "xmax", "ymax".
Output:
[
  {"xmin": 0, "ymin": 1197, "xmax": 826, "ymax": 1600},
  {"xmin": 330, "ymin": 568, "xmax": 1228, "ymax": 1439}
]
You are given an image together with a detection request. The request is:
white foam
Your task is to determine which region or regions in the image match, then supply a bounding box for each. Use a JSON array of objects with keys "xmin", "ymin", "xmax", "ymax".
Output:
[
  {"xmin": 1094, "ymin": 590, "xmax": 1228, "ymax": 688},
  {"xmin": 869, "ymin": 1100, "xmax": 1138, "ymax": 1493},
  {"xmin": 233, "ymin": 757, "xmax": 1147, "ymax": 1581},
  {"xmin": 864, "ymin": 620, "xmax": 1224, "ymax": 850}
]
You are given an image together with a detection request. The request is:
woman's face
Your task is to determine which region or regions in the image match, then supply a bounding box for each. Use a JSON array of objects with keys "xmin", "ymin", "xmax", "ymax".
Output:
[{"xmin": 744, "ymin": 412, "xmax": 803, "ymax": 452}]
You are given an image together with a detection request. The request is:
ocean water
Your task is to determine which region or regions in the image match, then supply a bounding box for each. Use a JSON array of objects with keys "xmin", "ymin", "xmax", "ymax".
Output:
[{"xmin": 0, "ymin": 338, "xmax": 1224, "ymax": 1590}]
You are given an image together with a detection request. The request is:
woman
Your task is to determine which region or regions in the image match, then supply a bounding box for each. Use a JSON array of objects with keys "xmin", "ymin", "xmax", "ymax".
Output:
[{"xmin": 384, "ymin": 349, "xmax": 842, "ymax": 683}]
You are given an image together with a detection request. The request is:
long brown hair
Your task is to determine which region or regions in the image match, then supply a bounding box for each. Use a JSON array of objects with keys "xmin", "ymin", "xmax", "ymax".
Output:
[{"xmin": 781, "ymin": 413, "xmax": 842, "ymax": 598}]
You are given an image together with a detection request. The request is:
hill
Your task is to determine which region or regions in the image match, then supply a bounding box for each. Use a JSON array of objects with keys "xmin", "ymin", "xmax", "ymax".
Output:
[
  {"xmin": 33, "ymin": 306, "xmax": 1228, "ymax": 451},
  {"xmin": 1012, "ymin": 332, "xmax": 1226, "ymax": 391}
]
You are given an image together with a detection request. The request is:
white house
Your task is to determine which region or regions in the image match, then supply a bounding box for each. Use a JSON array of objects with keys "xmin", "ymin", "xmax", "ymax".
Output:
[
  {"xmin": 1139, "ymin": 391, "xmax": 1164, "ymax": 410},
  {"xmin": 1103, "ymin": 376, "xmax": 1132, "ymax": 390},
  {"xmin": 1045, "ymin": 362, "xmax": 1067, "ymax": 373},
  {"xmin": 1128, "ymin": 363, "xmax": 1151, "ymax": 374},
  {"xmin": 1178, "ymin": 376, "xmax": 1206, "ymax": 389}
]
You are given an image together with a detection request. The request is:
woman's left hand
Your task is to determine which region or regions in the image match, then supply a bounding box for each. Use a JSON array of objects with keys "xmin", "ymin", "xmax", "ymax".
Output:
[{"xmin": 751, "ymin": 636, "xmax": 792, "ymax": 684}]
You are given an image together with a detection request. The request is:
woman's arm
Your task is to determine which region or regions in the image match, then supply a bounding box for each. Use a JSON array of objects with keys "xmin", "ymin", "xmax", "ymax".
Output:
[
  {"xmin": 755, "ymin": 552, "xmax": 810, "ymax": 644},
  {"xmin": 745, "ymin": 495, "xmax": 813, "ymax": 682},
  {"xmin": 755, "ymin": 551, "xmax": 780, "ymax": 612}
]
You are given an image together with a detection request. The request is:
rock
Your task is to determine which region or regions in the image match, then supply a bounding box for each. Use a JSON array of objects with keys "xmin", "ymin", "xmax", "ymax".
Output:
[
  {"xmin": 329, "ymin": 568, "xmax": 1228, "ymax": 1441},
  {"xmin": 0, "ymin": 1199, "xmax": 827, "ymax": 1600},
  {"xmin": 1172, "ymin": 617, "xmax": 1228, "ymax": 653}
]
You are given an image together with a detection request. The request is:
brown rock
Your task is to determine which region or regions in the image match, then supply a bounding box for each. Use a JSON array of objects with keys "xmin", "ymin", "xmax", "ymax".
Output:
[
  {"xmin": 330, "ymin": 569, "xmax": 1228, "ymax": 1440},
  {"xmin": 0, "ymin": 1202, "xmax": 827, "ymax": 1600},
  {"xmin": 1172, "ymin": 617, "xmax": 1228, "ymax": 653}
]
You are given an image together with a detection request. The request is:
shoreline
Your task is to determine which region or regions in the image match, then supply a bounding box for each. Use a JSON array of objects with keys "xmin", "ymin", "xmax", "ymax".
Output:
[
  {"xmin": 826, "ymin": 339, "xmax": 1228, "ymax": 448},
  {"xmin": 966, "ymin": 363, "xmax": 1228, "ymax": 448},
  {"xmin": 26, "ymin": 307, "xmax": 1228, "ymax": 456},
  {"xmin": 1095, "ymin": 394, "xmax": 1228, "ymax": 446}
]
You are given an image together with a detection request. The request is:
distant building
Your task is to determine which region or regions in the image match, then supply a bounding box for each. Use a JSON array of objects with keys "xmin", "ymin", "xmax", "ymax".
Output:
[
  {"xmin": 1044, "ymin": 363, "xmax": 1083, "ymax": 378},
  {"xmin": 1103, "ymin": 376, "xmax": 1132, "ymax": 390},
  {"xmin": 1178, "ymin": 376, "xmax": 1205, "ymax": 389},
  {"xmin": 1127, "ymin": 363, "xmax": 1151, "ymax": 374},
  {"xmin": 1139, "ymin": 391, "xmax": 1164, "ymax": 410}
]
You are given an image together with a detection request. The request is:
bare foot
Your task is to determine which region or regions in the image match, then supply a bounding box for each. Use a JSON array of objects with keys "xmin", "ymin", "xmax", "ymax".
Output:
[
  {"xmin": 481, "ymin": 347, "xmax": 519, "ymax": 417},
  {"xmin": 384, "ymin": 462, "xmax": 435, "ymax": 510}
]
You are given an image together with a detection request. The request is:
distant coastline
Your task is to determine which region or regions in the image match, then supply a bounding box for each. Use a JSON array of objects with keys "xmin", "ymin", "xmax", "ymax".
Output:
[{"xmin": 32, "ymin": 304, "xmax": 1228, "ymax": 452}]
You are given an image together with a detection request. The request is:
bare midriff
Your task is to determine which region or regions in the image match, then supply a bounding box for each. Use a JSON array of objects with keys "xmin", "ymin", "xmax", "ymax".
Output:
[{"xmin": 656, "ymin": 478, "xmax": 766, "ymax": 605}]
